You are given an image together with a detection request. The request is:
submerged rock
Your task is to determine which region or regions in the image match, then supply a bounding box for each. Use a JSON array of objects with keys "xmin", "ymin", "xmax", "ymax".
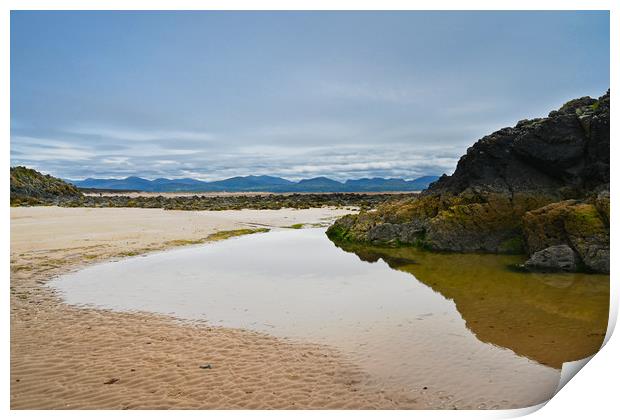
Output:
[{"xmin": 327, "ymin": 90, "xmax": 610, "ymax": 272}]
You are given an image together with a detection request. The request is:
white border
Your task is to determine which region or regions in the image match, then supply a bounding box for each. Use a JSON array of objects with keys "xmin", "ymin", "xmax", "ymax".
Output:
[{"xmin": 2, "ymin": 1, "xmax": 616, "ymax": 419}]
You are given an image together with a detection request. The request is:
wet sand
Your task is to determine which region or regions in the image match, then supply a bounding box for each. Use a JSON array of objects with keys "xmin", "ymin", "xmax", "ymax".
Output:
[{"xmin": 11, "ymin": 206, "xmax": 408, "ymax": 409}]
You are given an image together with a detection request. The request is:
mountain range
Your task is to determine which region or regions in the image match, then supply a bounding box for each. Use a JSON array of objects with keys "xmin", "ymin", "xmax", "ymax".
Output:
[{"xmin": 68, "ymin": 175, "xmax": 439, "ymax": 193}]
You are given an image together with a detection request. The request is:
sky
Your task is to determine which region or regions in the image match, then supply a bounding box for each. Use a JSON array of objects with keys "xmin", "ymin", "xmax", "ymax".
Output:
[{"xmin": 10, "ymin": 11, "xmax": 610, "ymax": 181}]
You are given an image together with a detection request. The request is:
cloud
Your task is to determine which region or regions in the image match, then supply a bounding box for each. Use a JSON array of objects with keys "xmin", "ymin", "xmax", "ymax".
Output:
[
  {"xmin": 66, "ymin": 126, "xmax": 215, "ymax": 142},
  {"xmin": 101, "ymin": 157, "xmax": 131, "ymax": 165},
  {"xmin": 11, "ymin": 136, "xmax": 96, "ymax": 161},
  {"xmin": 318, "ymin": 81, "xmax": 430, "ymax": 105},
  {"xmin": 11, "ymin": 131, "xmax": 460, "ymax": 181},
  {"xmin": 10, "ymin": 111, "xmax": 487, "ymax": 182}
]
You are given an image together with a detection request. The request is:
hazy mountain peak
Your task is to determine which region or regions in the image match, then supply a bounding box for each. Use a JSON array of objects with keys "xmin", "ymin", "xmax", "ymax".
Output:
[{"xmin": 70, "ymin": 174, "xmax": 439, "ymax": 192}]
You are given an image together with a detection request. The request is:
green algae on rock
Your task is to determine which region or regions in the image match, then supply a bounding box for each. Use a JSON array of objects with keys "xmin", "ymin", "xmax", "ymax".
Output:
[{"xmin": 523, "ymin": 201, "xmax": 609, "ymax": 273}]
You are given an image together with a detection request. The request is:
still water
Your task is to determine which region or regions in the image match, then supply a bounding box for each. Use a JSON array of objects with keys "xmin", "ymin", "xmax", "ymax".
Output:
[{"xmin": 49, "ymin": 228, "xmax": 609, "ymax": 409}]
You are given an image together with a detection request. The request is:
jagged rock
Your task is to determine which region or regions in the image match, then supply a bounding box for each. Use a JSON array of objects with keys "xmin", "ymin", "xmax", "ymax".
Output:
[
  {"xmin": 429, "ymin": 91, "xmax": 608, "ymax": 196},
  {"xmin": 523, "ymin": 245, "xmax": 580, "ymax": 272},
  {"xmin": 327, "ymin": 90, "xmax": 610, "ymax": 273}
]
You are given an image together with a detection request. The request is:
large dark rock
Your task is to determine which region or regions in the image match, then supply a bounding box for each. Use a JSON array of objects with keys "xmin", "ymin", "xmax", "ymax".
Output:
[
  {"xmin": 523, "ymin": 245, "xmax": 580, "ymax": 272},
  {"xmin": 327, "ymin": 90, "xmax": 610, "ymax": 272},
  {"xmin": 428, "ymin": 91, "xmax": 609, "ymax": 197}
]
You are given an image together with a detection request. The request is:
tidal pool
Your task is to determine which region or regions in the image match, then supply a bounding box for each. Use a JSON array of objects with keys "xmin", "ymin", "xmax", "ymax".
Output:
[{"xmin": 49, "ymin": 228, "xmax": 609, "ymax": 409}]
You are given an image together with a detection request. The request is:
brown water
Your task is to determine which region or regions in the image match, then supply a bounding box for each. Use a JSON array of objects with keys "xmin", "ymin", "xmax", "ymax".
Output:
[{"xmin": 49, "ymin": 228, "xmax": 609, "ymax": 409}]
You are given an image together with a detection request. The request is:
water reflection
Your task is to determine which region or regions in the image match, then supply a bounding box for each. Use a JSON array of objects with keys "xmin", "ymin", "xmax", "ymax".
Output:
[
  {"xmin": 49, "ymin": 229, "xmax": 610, "ymax": 408},
  {"xmin": 331, "ymin": 240, "xmax": 609, "ymax": 369}
]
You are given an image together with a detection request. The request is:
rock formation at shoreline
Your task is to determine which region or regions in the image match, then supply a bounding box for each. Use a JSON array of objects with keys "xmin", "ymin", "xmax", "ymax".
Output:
[
  {"xmin": 10, "ymin": 166, "xmax": 82, "ymax": 205},
  {"xmin": 327, "ymin": 90, "xmax": 610, "ymax": 273}
]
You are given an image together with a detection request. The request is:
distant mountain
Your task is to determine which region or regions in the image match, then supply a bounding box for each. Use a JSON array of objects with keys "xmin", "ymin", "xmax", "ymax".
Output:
[
  {"xmin": 75, "ymin": 176, "xmax": 154, "ymax": 190},
  {"xmin": 207, "ymin": 175, "xmax": 294, "ymax": 191},
  {"xmin": 295, "ymin": 177, "xmax": 345, "ymax": 192},
  {"xmin": 69, "ymin": 175, "xmax": 440, "ymax": 193}
]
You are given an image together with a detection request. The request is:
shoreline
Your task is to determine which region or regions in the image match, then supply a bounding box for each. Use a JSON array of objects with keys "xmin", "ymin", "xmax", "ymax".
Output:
[
  {"xmin": 11, "ymin": 206, "xmax": 412, "ymax": 409},
  {"xmin": 82, "ymin": 190, "xmax": 420, "ymax": 198}
]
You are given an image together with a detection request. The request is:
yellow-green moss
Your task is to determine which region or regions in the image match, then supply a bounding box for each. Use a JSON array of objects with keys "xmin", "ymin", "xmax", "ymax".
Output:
[
  {"xmin": 564, "ymin": 204, "xmax": 605, "ymax": 236},
  {"xmin": 206, "ymin": 228, "xmax": 270, "ymax": 241},
  {"xmin": 164, "ymin": 239, "xmax": 208, "ymax": 247}
]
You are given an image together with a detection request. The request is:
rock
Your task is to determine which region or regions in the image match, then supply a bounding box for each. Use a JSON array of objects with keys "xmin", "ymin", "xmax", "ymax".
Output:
[
  {"xmin": 103, "ymin": 378, "xmax": 120, "ymax": 385},
  {"xmin": 10, "ymin": 166, "xmax": 82, "ymax": 205},
  {"xmin": 565, "ymin": 206, "xmax": 609, "ymax": 274},
  {"xmin": 523, "ymin": 200, "xmax": 609, "ymax": 273},
  {"xmin": 595, "ymin": 188, "xmax": 610, "ymax": 225},
  {"xmin": 327, "ymin": 90, "xmax": 610, "ymax": 272},
  {"xmin": 367, "ymin": 222, "xmax": 425, "ymax": 244},
  {"xmin": 367, "ymin": 223, "xmax": 400, "ymax": 243},
  {"xmin": 523, "ymin": 245, "xmax": 580, "ymax": 272},
  {"xmin": 199, "ymin": 364, "xmax": 212, "ymax": 369}
]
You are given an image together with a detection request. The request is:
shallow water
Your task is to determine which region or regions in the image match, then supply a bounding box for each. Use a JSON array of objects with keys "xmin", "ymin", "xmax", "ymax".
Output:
[{"xmin": 50, "ymin": 228, "xmax": 609, "ymax": 409}]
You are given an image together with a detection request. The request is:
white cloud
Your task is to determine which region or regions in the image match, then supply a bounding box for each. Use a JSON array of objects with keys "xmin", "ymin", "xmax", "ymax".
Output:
[
  {"xmin": 11, "ymin": 124, "xmax": 462, "ymax": 181},
  {"xmin": 66, "ymin": 126, "xmax": 214, "ymax": 142},
  {"xmin": 102, "ymin": 157, "xmax": 131, "ymax": 165},
  {"xmin": 11, "ymin": 136, "xmax": 96, "ymax": 161}
]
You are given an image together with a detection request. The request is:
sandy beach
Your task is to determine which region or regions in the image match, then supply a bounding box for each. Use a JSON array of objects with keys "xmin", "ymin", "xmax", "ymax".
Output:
[{"xmin": 10, "ymin": 206, "xmax": 410, "ymax": 409}]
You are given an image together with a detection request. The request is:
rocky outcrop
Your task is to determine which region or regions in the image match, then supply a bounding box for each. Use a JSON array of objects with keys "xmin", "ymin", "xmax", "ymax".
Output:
[
  {"xmin": 522, "ymin": 199, "xmax": 609, "ymax": 273},
  {"xmin": 327, "ymin": 90, "xmax": 610, "ymax": 272},
  {"xmin": 10, "ymin": 166, "xmax": 82, "ymax": 205}
]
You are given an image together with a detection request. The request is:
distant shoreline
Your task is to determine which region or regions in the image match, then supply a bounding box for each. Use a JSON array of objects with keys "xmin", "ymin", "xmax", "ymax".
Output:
[{"xmin": 81, "ymin": 189, "xmax": 421, "ymax": 198}]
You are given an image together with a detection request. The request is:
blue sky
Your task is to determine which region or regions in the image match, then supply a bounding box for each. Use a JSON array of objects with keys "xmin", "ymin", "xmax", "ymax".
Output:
[{"xmin": 10, "ymin": 11, "xmax": 609, "ymax": 181}]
